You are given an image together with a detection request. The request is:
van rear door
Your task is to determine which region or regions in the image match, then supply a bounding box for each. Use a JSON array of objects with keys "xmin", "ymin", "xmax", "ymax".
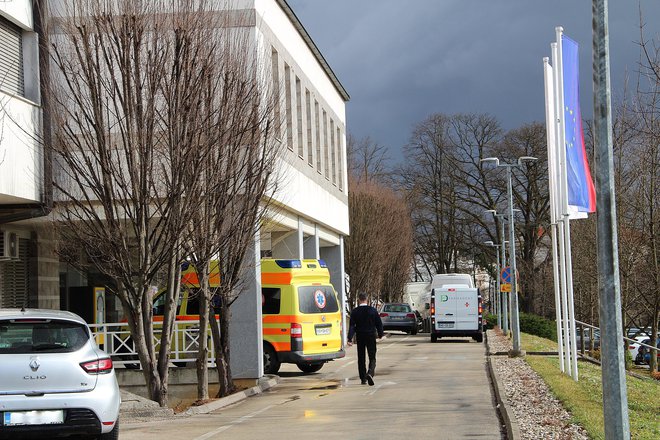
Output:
[
  {"xmin": 435, "ymin": 286, "xmax": 479, "ymax": 331},
  {"xmin": 451, "ymin": 287, "xmax": 479, "ymax": 331},
  {"xmin": 296, "ymin": 285, "xmax": 342, "ymax": 354}
]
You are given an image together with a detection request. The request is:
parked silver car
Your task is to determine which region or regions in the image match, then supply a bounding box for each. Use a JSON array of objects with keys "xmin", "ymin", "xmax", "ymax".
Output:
[
  {"xmin": 0, "ymin": 309, "xmax": 120, "ymax": 439},
  {"xmin": 379, "ymin": 303, "xmax": 418, "ymax": 335}
]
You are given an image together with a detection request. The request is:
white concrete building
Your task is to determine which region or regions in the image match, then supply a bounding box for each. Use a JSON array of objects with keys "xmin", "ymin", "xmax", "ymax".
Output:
[
  {"xmin": 0, "ymin": 1, "xmax": 53, "ymax": 309},
  {"xmin": 0, "ymin": 0, "xmax": 349, "ymax": 380}
]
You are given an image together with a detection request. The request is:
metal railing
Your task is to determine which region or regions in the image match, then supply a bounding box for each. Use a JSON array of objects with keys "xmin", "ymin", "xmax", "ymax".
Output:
[
  {"xmin": 89, "ymin": 320, "xmax": 216, "ymax": 368},
  {"xmin": 575, "ymin": 320, "xmax": 658, "ymax": 365}
]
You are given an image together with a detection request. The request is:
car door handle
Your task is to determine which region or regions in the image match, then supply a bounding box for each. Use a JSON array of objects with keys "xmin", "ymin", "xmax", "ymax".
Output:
[{"xmin": 445, "ymin": 313, "xmax": 454, "ymax": 316}]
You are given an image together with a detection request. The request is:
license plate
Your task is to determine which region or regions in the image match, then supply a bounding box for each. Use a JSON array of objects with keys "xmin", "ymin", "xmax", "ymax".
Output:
[
  {"xmin": 4, "ymin": 410, "xmax": 64, "ymax": 426},
  {"xmin": 391, "ymin": 316, "xmax": 404, "ymax": 320},
  {"xmin": 438, "ymin": 323, "xmax": 454, "ymax": 328},
  {"xmin": 315, "ymin": 327, "xmax": 331, "ymax": 335}
]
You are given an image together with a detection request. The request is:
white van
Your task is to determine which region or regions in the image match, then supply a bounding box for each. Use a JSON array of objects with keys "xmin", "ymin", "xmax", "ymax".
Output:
[{"xmin": 430, "ymin": 284, "xmax": 483, "ymax": 343}]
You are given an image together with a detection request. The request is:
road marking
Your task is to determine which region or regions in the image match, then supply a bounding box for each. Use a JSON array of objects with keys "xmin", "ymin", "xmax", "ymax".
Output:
[
  {"xmin": 193, "ymin": 405, "xmax": 274, "ymax": 440},
  {"xmin": 335, "ymin": 360, "xmax": 355, "ymax": 372},
  {"xmin": 363, "ymin": 381, "xmax": 396, "ymax": 396},
  {"xmin": 380, "ymin": 335, "xmax": 410, "ymax": 351},
  {"xmin": 411, "ymin": 356, "xmax": 428, "ymax": 361}
]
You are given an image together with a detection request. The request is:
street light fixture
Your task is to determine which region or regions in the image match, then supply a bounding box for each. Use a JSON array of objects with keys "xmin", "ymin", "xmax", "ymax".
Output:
[{"xmin": 481, "ymin": 156, "xmax": 538, "ymax": 356}]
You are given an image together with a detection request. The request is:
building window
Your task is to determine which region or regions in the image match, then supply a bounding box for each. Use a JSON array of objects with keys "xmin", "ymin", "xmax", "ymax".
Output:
[
  {"xmin": 0, "ymin": 17, "xmax": 25, "ymax": 97},
  {"xmin": 315, "ymin": 101, "xmax": 321, "ymax": 172},
  {"xmin": 284, "ymin": 64, "xmax": 293, "ymax": 151},
  {"xmin": 271, "ymin": 48, "xmax": 281, "ymax": 140},
  {"xmin": 295, "ymin": 77, "xmax": 303, "ymax": 158},
  {"xmin": 337, "ymin": 127, "xmax": 344, "ymax": 191},
  {"xmin": 323, "ymin": 110, "xmax": 329, "ymax": 179},
  {"xmin": 330, "ymin": 119, "xmax": 336, "ymax": 185},
  {"xmin": 306, "ymin": 90, "xmax": 313, "ymax": 166}
]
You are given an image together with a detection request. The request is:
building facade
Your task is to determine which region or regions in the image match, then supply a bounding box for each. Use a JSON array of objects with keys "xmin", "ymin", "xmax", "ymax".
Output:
[{"xmin": 0, "ymin": 0, "xmax": 349, "ymax": 379}]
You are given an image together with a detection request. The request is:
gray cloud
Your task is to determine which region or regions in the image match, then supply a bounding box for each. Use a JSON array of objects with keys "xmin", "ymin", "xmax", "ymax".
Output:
[{"xmin": 287, "ymin": 0, "xmax": 660, "ymax": 161}]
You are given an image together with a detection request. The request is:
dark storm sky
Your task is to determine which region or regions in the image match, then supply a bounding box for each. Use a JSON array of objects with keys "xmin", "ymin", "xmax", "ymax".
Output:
[{"xmin": 285, "ymin": 1, "xmax": 660, "ymax": 162}]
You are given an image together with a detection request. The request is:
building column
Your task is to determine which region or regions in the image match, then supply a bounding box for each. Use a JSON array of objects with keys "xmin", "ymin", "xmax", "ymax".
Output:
[
  {"xmin": 320, "ymin": 236, "xmax": 346, "ymax": 343},
  {"xmin": 271, "ymin": 217, "xmax": 304, "ymax": 259},
  {"xmin": 229, "ymin": 229, "xmax": 263, "ymax": 379},
  {"xmin": 303, "ymin": 223, "xmax": 320, "ymax": 259}
]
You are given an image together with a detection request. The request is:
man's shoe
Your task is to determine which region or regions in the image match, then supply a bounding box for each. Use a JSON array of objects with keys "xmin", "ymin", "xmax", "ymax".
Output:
[
  {"xmin": 361, "ymin": 380, "xmax": 367, "ymax": 385},
  {"xmin": 366, "ymin": 374, "xmax": 374, "ymax": 386}
]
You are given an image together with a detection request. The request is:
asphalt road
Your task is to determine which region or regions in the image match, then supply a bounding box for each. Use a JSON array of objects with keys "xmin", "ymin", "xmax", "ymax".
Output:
[{"xmin": 121, "ymin": 333, "xmax": 504, "ymax": 440}]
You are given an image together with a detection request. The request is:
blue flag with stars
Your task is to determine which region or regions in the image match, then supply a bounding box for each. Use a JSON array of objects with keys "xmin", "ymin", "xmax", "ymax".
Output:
[{"xmin": 562, "ymin": 35, "xmax": 596, "ymax": 213}]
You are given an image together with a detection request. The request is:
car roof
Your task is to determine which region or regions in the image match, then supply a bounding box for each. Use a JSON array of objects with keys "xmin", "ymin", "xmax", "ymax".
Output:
[{"xmin": 0, "ymin": 308, "xmax": 87, "ymax": 324}]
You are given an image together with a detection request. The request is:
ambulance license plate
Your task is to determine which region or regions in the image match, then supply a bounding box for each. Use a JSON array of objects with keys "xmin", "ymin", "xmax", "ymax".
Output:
[
  {"xmin": 315, "ymin": 326, "xmax": 331, "ymax": 335},
  {"xmin": 4, "ymin": 410, "xmax": 64, "ymax": 426}
]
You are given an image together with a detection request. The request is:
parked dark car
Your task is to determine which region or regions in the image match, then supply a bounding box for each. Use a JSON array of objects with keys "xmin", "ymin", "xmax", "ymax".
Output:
[{"xmin": 379, "ymin": 303, "xmax": 417, "ymax": 335}]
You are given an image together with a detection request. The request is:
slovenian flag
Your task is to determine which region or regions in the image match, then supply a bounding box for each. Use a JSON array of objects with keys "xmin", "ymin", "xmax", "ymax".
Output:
[{"xmin": 562, "ymin": 36, "xmax": 596, "ymax": 213}]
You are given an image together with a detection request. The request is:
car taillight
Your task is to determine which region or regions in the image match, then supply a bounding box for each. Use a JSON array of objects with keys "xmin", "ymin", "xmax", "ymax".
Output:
[
  {"xmin": 406, "ymin": 313, "xmax": 415, "ymax": 318},
  {"xmin": 80, "ymin": 358, "xmax": 113, "ymax": 374},
  {"xmin": 291, "ymin": 323, "xmax": 302, "ymax": 338},
  {"xmin": 380, "ymin": 313, "xmax": 389, "ymax": 317},
  {"xmin": 430, "ymin": 306, "xmax": 435, "ymax": 314},
  {"xmin": 478, "ymin": 305, "xmax": 483, "ymax": 314}
]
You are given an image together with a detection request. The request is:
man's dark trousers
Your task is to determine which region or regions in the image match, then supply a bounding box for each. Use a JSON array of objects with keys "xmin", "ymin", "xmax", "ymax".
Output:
[{"xmin": 356, "ymin": 332, "xmax": 377, "ymax": 381}]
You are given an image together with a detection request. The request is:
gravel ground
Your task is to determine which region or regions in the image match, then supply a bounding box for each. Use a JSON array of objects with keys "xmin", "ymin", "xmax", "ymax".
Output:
[{"xmin": 487, "ymin": 330, "xmax": 590, "ymax": 440}]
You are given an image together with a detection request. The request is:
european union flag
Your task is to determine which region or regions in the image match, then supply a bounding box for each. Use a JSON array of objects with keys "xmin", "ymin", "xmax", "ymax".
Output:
[{"xmin": 562, "ymin": 36, "xmax": 596, "ymax": 213}]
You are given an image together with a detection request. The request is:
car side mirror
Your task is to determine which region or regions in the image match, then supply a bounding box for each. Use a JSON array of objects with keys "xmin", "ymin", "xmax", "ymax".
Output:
[{"xmin": 425, "ymin": 303, "xmax": 430, "ymax": 310}]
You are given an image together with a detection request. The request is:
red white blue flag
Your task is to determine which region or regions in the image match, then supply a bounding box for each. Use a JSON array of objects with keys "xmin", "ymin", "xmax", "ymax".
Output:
[{"xmin": 562, "ymin": 36, "xmax": 596, "ymax": 213}]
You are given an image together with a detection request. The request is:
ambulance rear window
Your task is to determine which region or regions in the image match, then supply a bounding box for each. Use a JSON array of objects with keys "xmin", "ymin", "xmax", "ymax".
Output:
[{"xmin": 297, "ymin": 286, "xmax": 339, "ymax": 314}]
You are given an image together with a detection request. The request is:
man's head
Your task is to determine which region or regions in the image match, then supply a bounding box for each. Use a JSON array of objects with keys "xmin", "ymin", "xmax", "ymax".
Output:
[{"xmin": 358, "ymin": 292, "xmax": 368, "ymax": 303}]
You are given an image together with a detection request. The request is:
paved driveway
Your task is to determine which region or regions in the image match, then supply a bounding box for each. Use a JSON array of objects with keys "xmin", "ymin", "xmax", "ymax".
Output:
[{"xmin": 121, "ymin": 333, "xmax": 503, "ymax": 440}]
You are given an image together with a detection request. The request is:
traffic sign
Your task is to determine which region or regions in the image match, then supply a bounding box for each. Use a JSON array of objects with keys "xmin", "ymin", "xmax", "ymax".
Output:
[
  {"xmin": 500, "ymin": 283, "xmax": 511, "ymax": 293},
  {"xmin": 501, "ymin": 266, "xmax": 511, "ymax": 283}
]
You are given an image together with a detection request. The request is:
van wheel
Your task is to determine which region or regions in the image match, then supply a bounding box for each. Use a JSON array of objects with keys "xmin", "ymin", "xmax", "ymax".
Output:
[
  {"xmin": 263, "ymin": 344, "xmax": 281, "ymax": 374},
  {"xmin": 431, "ymin": 334, "xmax": 438, "ymax": 343},
  {"xmin": 474, "ymin": 333, "xmax": 483, "ymax": 343},
  {"xmin": 297, "ymin": 362, "xmax": 324, "ymax": 373}
]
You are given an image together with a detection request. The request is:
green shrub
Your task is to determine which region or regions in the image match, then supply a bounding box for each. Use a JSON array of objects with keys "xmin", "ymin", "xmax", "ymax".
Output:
[
  {"xmin": 483, "ymin": 313, "xmax": 496, "ymax": 330},
  {"xmin": 519, "ymin": 312, "xmax": 557, "ymax": 341}
]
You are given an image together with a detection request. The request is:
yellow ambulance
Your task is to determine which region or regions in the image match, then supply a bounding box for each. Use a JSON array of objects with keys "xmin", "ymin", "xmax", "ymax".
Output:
[
  {"xmin": 147, "ymin": 259, "xmax": 344, "ymax": 374},
  {"xmin": 261, "ymin": 259, "xmax": 344, "ymax": 374}
]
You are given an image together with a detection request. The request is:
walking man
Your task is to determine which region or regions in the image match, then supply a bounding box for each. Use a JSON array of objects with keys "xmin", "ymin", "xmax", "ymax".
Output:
[{"xmin": 347, "ymin": 292, "xmax": 384, "ymax": 386}]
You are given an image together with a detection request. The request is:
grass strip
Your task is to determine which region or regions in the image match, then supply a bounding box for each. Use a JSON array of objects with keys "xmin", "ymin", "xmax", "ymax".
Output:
[{"xmin": 520, "ymin": 333, "xmax": 660, "ymax": 440}]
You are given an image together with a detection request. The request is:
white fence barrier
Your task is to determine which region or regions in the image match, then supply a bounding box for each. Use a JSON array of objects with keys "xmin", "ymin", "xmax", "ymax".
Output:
[{"xmin": 89, "ymin": 320, "xmax": 216, "ymax": 368}]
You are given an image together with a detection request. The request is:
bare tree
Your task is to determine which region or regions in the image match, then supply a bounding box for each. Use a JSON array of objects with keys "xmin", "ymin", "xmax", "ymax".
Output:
[{"xmin": 47, "ymin": 0, "xmax": 257, "ymax": 405}]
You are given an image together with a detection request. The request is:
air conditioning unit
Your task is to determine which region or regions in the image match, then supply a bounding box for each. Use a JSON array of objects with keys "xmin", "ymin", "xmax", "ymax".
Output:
[{"xmin": 0, "ymin": 230, "xmax": 19, "ymax": 260}]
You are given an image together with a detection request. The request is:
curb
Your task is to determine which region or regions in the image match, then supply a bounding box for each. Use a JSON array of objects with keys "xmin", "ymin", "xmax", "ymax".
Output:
[
  {"xmin": 184, "ymin": 375, "xmax": 279, "ymax": 416},
  {"xmin": 485, "ymin": 332, "xmax": 521, "ymax": 440}
]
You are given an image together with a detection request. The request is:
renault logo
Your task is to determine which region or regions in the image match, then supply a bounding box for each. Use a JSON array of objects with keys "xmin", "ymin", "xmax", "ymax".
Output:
[
  {"xmin": 321, "ymin": 315, "xmax": 326, "ymax": 322},
  {"xmin": 29, "ymin": 358, "xmax": 40, "ymax": 372}
]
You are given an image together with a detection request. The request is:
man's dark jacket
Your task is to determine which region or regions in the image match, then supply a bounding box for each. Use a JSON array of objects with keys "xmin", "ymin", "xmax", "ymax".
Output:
[{"xmin": 348, "ymin": 304, "xmax": 384, "ymax": 340}]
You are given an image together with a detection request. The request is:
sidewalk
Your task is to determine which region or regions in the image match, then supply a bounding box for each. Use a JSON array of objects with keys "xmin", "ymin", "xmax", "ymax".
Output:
[{"xmin": 120, "ymin": 375, "xmax": 279, "ymax": 423}]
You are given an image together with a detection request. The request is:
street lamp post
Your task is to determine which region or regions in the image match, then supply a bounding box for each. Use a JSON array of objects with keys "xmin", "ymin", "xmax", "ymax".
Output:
[
  {"xmin": 484, "ymin": 240, "xmax": 501, "ymax": 329},
  {"xmin": 485, "ymin": 210, "xmax": 513, "ymax": 334},
  {"xmin": 482, "ymin": 156, "xmax": 537, "ymax": 356}
]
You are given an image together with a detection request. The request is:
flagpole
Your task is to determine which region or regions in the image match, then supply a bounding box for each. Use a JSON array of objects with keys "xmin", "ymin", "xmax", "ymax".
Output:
[
  {"xmin": 543, "ymin": 56, "xmax": 565, "ymax": 373},
  {"xmin": 552, "ymin": 35, "xmax": 573, "ymax": 376},
  {"xmin": 556, "ymin": 26, "xmax": 579, "ymax": 381}
]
